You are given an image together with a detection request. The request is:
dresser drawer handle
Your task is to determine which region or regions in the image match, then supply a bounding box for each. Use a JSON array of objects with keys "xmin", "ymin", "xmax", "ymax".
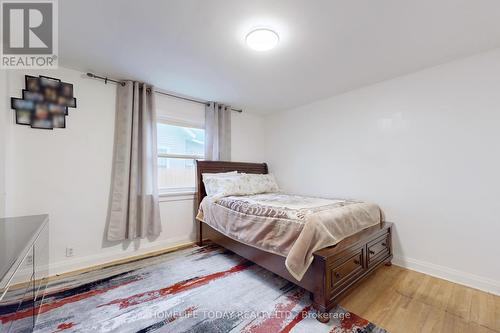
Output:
[
  {"xmin": 353, "ymin": 259, "xmax": 360, "ymax": 265},
  {"xmin": 382, "ymin": 243, "xmax": 387, "ymax": 247},
  {"xmin": 369, "ymin": 250, "xmax": 375, "ymax": 255},
  {"xmin": 334, "ymin": 272, "xmax": 341, "ymax": 279}
]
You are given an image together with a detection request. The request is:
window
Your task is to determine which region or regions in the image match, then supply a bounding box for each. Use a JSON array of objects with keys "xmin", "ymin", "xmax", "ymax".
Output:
[{"xmin": 157, "ymin": 121, "xmax": 205, "ymax": 194}]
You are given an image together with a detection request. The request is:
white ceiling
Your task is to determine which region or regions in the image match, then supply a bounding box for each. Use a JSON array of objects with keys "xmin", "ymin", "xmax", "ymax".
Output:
[{"xmin": 60, "ymin": 0, "xmax": 500, "ymax": 113}]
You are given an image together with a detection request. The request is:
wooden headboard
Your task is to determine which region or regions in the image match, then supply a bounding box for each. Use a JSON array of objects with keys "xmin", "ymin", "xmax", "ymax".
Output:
[{"xmin": 195, "ymin": 160, "xmax": 268, "ymax": 205}]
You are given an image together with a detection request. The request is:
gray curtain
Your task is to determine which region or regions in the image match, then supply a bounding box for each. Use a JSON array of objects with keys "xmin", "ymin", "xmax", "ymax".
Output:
[
  {"xmin": 107, "ymin": 81, "xmax": 162, "ymax": 241},
  {"xmin": 205, "ymin": 102, "xmax": 231, "ymax": 161}
]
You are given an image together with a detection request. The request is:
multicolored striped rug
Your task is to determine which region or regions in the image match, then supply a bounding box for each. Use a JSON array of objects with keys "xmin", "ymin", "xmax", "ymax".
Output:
[{"xmin": 1, "ymin": 244, "xmax": 387, "ymax": 332}]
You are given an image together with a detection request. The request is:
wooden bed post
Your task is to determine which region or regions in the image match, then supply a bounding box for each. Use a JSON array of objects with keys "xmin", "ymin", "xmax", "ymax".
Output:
[
  {"xmin": 312, "ymin": 300, "xmax": 332, "ymax": 323},
  {"xmin": 197, "ymin": 220, "xmax": 203, "ymax": 246},
  {"xmin": 316, "ymin": 311, "xmax": 331, "ymax": 323}
]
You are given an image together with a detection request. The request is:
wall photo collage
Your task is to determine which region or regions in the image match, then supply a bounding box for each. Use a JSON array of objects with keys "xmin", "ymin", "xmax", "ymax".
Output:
[{"xmin": 11, "ymin": 75, "xmax": 77, "ymax": 130}]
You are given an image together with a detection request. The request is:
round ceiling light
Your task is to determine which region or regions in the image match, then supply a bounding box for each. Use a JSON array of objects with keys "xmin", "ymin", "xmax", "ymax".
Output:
[{"xmin": 245, "ymin": 28, "xmax": 279, "ymax": 51}]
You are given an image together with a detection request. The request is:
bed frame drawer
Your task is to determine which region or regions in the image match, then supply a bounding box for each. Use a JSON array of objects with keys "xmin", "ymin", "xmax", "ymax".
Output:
[
  {"xmin": 367, "ymin": 233, "xmax": 390, "ymax": 267},
  {"xmin": 328, "ymin": 246, "xmax": 366, "ymax": 292}
]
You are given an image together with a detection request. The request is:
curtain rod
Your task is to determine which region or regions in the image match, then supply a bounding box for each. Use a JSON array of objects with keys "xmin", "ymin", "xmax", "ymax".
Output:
[{"xmin": 85, "ymin": 72, "xmax": 243, "ymax": 113}]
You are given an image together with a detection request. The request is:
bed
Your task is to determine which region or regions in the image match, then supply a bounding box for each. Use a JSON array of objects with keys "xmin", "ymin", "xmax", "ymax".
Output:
[{"xmin": 195, "ymin": 160, "xmax": 393, "ymax": 323}]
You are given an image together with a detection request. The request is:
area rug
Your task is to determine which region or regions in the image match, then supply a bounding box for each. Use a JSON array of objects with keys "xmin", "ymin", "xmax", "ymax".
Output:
[{"xmin": 0, "ymin": 244, "xmax": 388, "ymax": 333}]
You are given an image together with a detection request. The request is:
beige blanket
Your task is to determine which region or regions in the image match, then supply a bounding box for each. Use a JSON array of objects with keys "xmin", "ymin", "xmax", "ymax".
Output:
[{"xmin": 197, "ymin": 193, "xmax": 383, "ymax": 281}]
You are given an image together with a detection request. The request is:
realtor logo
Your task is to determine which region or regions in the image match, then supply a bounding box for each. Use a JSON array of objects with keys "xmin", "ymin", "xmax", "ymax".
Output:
[{"xmin": 1, "ymin": 0, "xmax": 58, "ymax": 68}]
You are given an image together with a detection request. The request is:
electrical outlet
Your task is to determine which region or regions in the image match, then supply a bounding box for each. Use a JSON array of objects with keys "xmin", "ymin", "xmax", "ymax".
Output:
[{"xmin": 65, "ymin": 247, "xmax": 74, "ymax": 257}]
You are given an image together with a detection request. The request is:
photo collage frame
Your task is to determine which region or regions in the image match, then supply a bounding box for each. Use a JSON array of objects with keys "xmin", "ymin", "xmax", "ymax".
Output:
[{"xmin": 10, "ymin": 75, "xmax": 77, "ymax": 130}]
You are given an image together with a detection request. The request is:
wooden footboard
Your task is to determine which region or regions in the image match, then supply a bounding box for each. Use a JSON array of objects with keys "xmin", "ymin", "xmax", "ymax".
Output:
[{"xmin": 309, "ymin": 222, "xmax": 393, "ymax": 315}]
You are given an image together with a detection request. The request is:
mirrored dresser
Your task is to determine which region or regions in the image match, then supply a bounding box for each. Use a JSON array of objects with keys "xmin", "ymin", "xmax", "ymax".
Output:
[{"xmin": 0, "ymin": 215, "xmax": 49, "ymax": 333}]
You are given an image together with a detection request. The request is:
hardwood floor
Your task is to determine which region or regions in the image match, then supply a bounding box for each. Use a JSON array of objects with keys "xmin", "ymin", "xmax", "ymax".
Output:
[{"xmin": 339, "ymin": 265, "xmax": 499, "ymax": 333}]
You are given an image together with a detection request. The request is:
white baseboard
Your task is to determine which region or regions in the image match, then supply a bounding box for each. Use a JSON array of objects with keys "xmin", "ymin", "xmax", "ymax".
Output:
[
  {"xmin": 49, "ymin": 237, "xmax": 195, "ymax": 277},
  {"xmin": 393, "ymin": 255, "xmax": 500, "ymax": 296},
  {"xmin": 48, "ymin": 245, "xmax": 500, "ymax": 296}
]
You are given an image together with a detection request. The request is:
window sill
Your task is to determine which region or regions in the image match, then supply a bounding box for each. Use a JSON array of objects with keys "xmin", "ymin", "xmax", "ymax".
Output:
[{"xmin": 159, "ymin": 191, "xmax": 196, "ymax": 202}]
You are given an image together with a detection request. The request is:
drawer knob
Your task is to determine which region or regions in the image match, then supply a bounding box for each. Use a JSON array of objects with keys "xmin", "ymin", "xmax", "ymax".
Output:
[
  {"xmin": 353, "ymin": 259, "xmax": 360, "ymax": 265},
  {"xmin": 369, "ymin": 250, "xmax": 375, "ymax": 255},
  {"xmin": 382, "ymin": 243, "xmax": 387, "ymax": 247},
  {"xmin": 334, "ymin": 272, "xmax": 341, "ymax": 279}
]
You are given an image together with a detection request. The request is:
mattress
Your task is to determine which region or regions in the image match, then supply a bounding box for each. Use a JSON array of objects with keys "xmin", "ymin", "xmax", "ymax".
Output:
[{"xmin": 196, "ymin": 192, "xmax": 383, "ymax": 281}]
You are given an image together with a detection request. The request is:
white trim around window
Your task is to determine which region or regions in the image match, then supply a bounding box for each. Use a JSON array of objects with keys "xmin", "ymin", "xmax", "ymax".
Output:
[
  {"xmin": 157, "ymin": 153, "xmax": 204, "ymax": 160},
  {"xmin": 159, "ymin": 188, "xmax": 196, "ymax": 201}
]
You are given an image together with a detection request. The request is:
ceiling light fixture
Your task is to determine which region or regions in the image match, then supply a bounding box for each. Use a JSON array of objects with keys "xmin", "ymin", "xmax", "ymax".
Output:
[{"xmin": 245, "ymin": 28, "xmax": 279, "ymax": 51}]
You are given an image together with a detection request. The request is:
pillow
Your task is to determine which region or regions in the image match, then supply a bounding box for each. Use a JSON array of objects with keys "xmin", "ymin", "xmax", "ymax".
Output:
[
  {"xmin": 203, "ymin": 173, "xmax": 280, "ymax": 198},
  {"xmin": 202, "ymin": 171, "xmax": 239, "ymax": 182},
  {"xmin": 203, "ymin": 175, "xmax": 244, "ymax": 197},
  {"xmin": 241, "ymin": 173, "xmax": 280, "ymax": 194}
]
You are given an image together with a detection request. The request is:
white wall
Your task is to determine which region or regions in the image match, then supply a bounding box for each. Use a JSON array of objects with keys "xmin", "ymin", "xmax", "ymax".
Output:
[
  {"xmin": 265, "ymin": 49, "xmax": 500, "ymax": 294},
  {"xmin": 232, "ymin": 111, "xmax": 267, "ymax": 163},
  {"xmin": 2, "ymin": 67, "xmax": 266, "ymax": 275},
  {"xmin": 0, "ymin": 72, "xmax": 6, "ymax": 217}
]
